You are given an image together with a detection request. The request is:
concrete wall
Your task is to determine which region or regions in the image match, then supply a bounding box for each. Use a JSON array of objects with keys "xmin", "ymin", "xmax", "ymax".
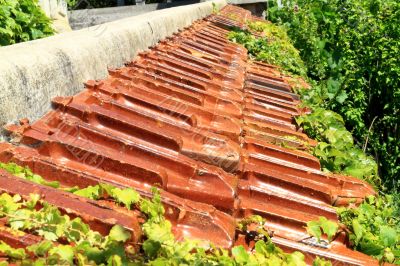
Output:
[
  {"xmin": 69, "ymin": 1, "xmax": 205, "ymax": 30},
  {"xmin": 39, "ymin": 0, "xmax": 68, "ymax": 18},
  {"xmin": 69, "ymin": 0, "xmax": 266, "ymax": 30},
  {"xmin": 0, "ymin": 0, "xmax": 227, "ymax": 134},
  {"xmin": 38, "ymin": 0, "xmax": 72, "ymax": 32}
]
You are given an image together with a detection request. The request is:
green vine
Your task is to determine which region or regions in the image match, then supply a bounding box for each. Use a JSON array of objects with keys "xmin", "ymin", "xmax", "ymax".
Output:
[
  {"xmin": 0, "ymin": 192, "xmax": 132, "ymax": 265},
  {"xmin": 0, "ymin": 163, "xmax": 333, "ymax": 265},
  {"xmin": 228, "ymin": 22, "xmax": 306, "ymax": 76},
  {"xmin": 337, "ymin": 195, "xmax": 400, "ymax": 264}
]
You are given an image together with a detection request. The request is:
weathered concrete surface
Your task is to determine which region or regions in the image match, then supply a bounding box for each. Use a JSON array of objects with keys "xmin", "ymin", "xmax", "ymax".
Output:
[
  {"xmin": 69, "ymin": 1, "xmax": 203, "ymax": 30},
  {"xmin": 39, "ymin": 0, "xmax": 71, "ymax": 33},
  {"xmin": 69, "ymin": 0, "xmax": 267, "ymax": 30},
  {"xmin": 39, "ymin": 0, "xmax": 68, "ymax": 18},
  {"xmin": 0, "ymin": 0, "xmax": 227, "ymax": 134}
]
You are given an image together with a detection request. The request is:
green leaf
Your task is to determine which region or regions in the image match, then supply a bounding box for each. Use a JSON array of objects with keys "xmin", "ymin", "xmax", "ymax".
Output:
[
  {"xmin": 142, "ymin": 220, "xmax": 174, "ymax": 243},
  {"xmin": 335, "ymin": 90, "xmax": 348, "ymax": 104},
  {"xmin": 107, "ymin": 255, "xmax": 123, "ymax": 266},
  {"xmin": 379, "ymin": 226, "xmax": 397, "ymax": 247},
  {"xmin": 73, "ymin": 185, "xmax": 102, "ymax": 200},
  {"xmin": 48, "ymin": 245, "xmax": 75, "ymax": 264},
  {"xmin": 384, "ymin": 248, "xmax": 395, "ymax": 263},
  {"xmin": 232, "ymin": 245, "xmax": 249, "ymax": 263},
  {"xmin": 313, "ymin": 256, "xmax": 332, "ymax": 266},
  {"xmin": 0, "ymin": 193, "xmax": 21, "ymax": 214},
  {"xmin": 76, "ymin": 253, "xmax": 92, "ymax": 266},
  {"xmin": 287, "ymin": 251, "xmax": 307, "ymax": 266},
  {"xmin": 26, "ymin": 193, "xmax": 40, "ymax": 209},
  {"xmin": 319, "ymin": 217, "xmax": 338, "ymax": 241},
  {"xmin": 352, "ymin": 219, "xmax": 364, "ymax": 245},
  {"xmin": 30, "ymin": 28, "xmax": 44, "ymax": 40},
  {"xmin": 108, "ymin": 225, "xmax": 131, "ymax": 243},
  {"xmin": 254, "ymin": 240, "xmax": 268, "ymax": 255},
  {"xmin": 99, "ymin": 183, "xmax": 115, "ymax": 196},
  {"xmin": 306, "ymin": 220, "xmax": 322, "ymax": 241},
  {"xmin": 359, "ymin": 240, "xmax": 384, "ymax": 256},
  {"xmin": 9, "ymin": 209, "xmax": 32, "ymax": 230},
  {"xmin": 37, "ymin": 229, "xmax": 58, "ymax": 242},
  {"xmin": 142, "ymin": 239, "xmax": 161, "ymax": 258},
  {"xmin": 111, "ymin": 187, "xmax": 140, "ymax": 210},
  {"xmin": 0, "ymin": 241, "xmax": 26, "ymax": 259},
  {"xmin": 306, "ymin": 217, "xmax": 338, "ymax": 242},
  {"xmin": 32, "ymin": 259, "xmax": 47, "ymax": 266},
  {"xmin": 27, "ymin": 240, "xmax": 53, "ymax": 256}
]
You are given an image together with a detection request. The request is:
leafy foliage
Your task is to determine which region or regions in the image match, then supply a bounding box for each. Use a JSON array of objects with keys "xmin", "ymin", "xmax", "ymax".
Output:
[
  {"xmin": 0, "ymin": 0, "xmax": 54, "ymax": 46},
  {"xmin": 71, "ymin": 183, "xmax": 140, "ymax": 210},
  {"xmin": 306, "ymin": 216, "xmax": 339, "ymax": 242},
  {"xmin": 228, "ymin": 22, "xmax": 307, "ymax": 76},
  {"xmin": 267, "ymin": 0, "xmax": 400, "ymax": 190},
  {"xmin": 295, "ymin": 108, "xmax": 379, "ymax": 186},
  {"xmin": 0, "ymin": 189, "xmax": 333, "ymax": 266},
  {"xmin": 0, "ymin": 162, "xmax": 60, "ymax": 188},
  {"xmin": 0, "ymin": 162, "xmax": 334, "ymax": 265},
  {"xmin": 0, "ymin": 192, "xmax": 132, "ymax": 265},
  {"xmin": 337, "ymin": 195, "xmax": 400, "ymax": 264},
  {"xmin": 228, "ymin": 21, "xmax": 380, "ymax": 187},
  {"xmin": 132, "ymin": 210, "xmax": 332, "ymax": 265}
]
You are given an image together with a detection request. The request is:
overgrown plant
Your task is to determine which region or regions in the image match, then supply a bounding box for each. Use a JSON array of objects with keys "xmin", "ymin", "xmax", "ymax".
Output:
[
  {"xmin": 228, "ymin": 22, "xmax": 306, "ymax": 76},
  {"xmin": 337, "ymin": 195, "xmax": 400, "ymax": 264},
  {"xmin": 0, "ymin": 193, "xmax": 133, "ymax": 265},
  {"xmin": 228, "ymin": 20, "xmax": 379, "ymax": 187},
  {"xmin": 0, "ymin": 0, "xmax": 54, "ymax": 46},
  {"xmin": 0, "ymin": 162, "xmax": 333, "ymax": 265},
  {"xmin": 306, "ymin": 217, "xmax": 339, "ymax": 242},
  {"xmin": 267, "ymin": 0, "xmax": 400, "ymax": 190},
  {"xmin": 295, "ymin": 108, "xmax": 379, "ymax": 186}
]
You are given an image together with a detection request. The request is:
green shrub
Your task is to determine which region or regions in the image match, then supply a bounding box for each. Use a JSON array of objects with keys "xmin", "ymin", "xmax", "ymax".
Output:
[
  {"xmin": 0, "ymin": 0, "xmax": 54, "ymax": 46},
  {"xmin": 259, "ymin": 2, "xmax": 400, "ymax": 263},
  {"xmin": 337, "ymin": 195, "xmax": 400, "ymax": 264},
  {"xmin": 296, "ymin": 107, "xmax": 379, "ymax": 186},
  {"xmin": 267, "ymin": 0, "xmax": 400, "ymax": 190}
]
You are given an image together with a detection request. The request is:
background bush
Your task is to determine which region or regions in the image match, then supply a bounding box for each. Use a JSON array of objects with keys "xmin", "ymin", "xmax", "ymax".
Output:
[
  {"xmin": 0, "ymin": 0, "xmax": 54, "ymax": 46},
  {"xmin": 267, "ymin": 0, "xmax": 400, "ymax": 190}
]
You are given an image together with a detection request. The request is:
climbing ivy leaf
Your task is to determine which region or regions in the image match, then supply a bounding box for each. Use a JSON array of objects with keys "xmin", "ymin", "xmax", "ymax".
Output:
[
  {"xmin": 27, "ymin": 241, "xmax": 53, "ymax": 257},
  {"xmin": 232, "ymin": 245, "xmax": 249, "ymax": 263},
  {"xmin": 110, "ymin": 187, "xmax": 140, "ymax": 210},
  {"xmin": 306, "ymin": 217, "xmax": 338, "ymax": 242},
  {"xmin": 108, "ymin": 225, "xmax": 131, "ymax": 243}
]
